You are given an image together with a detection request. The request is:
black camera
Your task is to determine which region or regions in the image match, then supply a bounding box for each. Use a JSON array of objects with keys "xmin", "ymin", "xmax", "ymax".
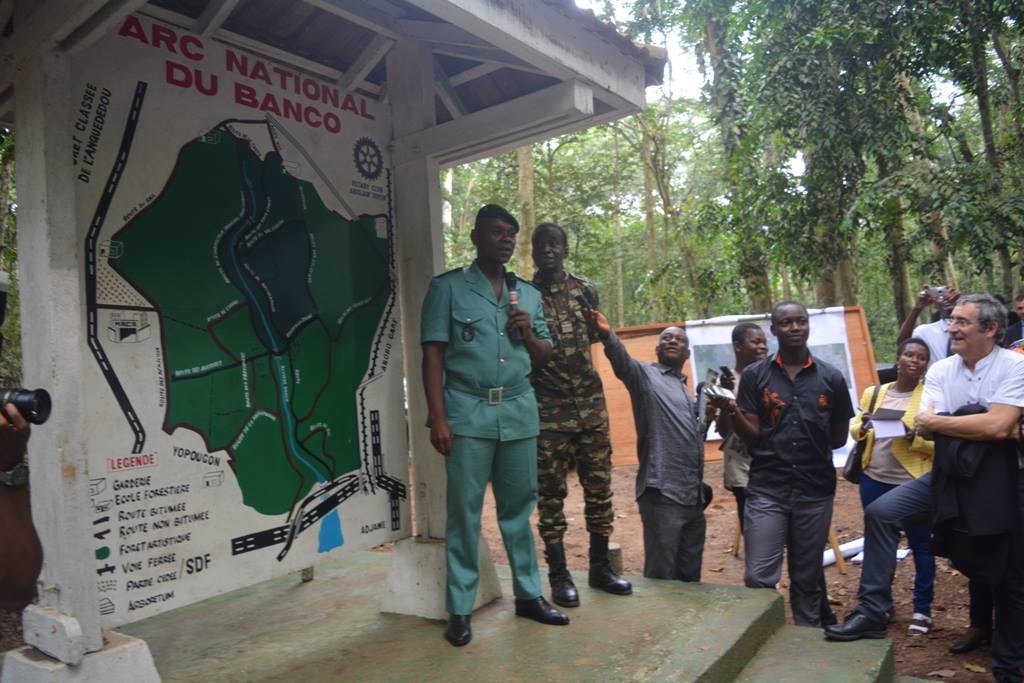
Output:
[{"xmin": 0, "ymin": 388, "xmax": 52, "ymax": 425}]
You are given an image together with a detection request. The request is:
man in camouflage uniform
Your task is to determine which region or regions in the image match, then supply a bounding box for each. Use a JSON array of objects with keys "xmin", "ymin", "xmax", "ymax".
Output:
[{"xmin": 530, "ymin": 222, "xmax": 631, "ymax": 607}]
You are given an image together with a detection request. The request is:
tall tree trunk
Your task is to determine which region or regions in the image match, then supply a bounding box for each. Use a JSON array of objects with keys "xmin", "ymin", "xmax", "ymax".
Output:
[
  {"xmin": 613, "ymin": 130, "xmax": 626, "ymax": 327},
  {"xmin": 964, "ymin": 0, "xmax": 1011, "ymax": 296},
  {"xmin": 780, "ymin": 258, "xmax": 793, "ymax": 301},
  {"xmin": 876, "ymin": 157, "xmax": 913, "ymax": 321},
  {"xmin": 703, "ymin": 12, "xmax": 772, "ymax": 312},
  {"xmin": 992, "ymin": 25, "xmax": 1024, "ymax": 159},
  {"xmin": 896, "ymin": 72, "xmax": 959, "ymax": 287},
  {"xmin": 814, "ymin": 271, "xmax": 838, "ymax": 308},
  {"xmin": 641, "ymin": 127, "xmax": 660, "ymax": 319},
  {"xmin": 837, "ymin": 247, "xmax": 857, "ymax": 305},
  {"xmin": 515, "ymin": 144, "xmax": 535, "ymax": 279}
]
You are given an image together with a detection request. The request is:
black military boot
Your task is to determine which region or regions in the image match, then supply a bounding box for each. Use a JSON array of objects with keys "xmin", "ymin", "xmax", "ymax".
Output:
[
  {"xmin": 544, "ymin": 542, "xmax": 580, "ymax": 608},
  {"xmin": 588, "ymin": 534, "xmax": 632, "ymax": 595}
]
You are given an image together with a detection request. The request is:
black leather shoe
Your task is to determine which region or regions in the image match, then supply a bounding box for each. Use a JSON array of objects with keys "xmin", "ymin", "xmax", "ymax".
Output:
[
  {"xmin": 824, "ymin": 613, "xmax": 887, "ymax": 641},
  {"xmin": 544, "ymin": 542, "xmax": 580, "ymax": 607},
  {"xmin": 444, "ymin": 614, "xmax": 472, "ymax": 646},
  {"xmin": 514, "ymin": 596, "xmax": 570, "ymax": 625},
  {"xmin": 949, "ymin": 626, "xmax": 991, "ymax": 654},
  {"xmin": 588, "ymin": 534, "xmax": 632, "ymax": 595}
]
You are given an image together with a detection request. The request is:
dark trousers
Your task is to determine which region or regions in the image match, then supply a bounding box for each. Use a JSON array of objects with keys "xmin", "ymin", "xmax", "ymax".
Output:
[
  {"xmin": 969, "ymin": 578, "xmax": 994, "ymax": 630},
  {"xmin": 860, "ymin": 474, "xmax": 935, "ymax": 616},
  {"xmin": 743, "ymin": 492, "xmax": 833, "ymax": 626},
  {"xmin": 637, "ymin": 488, "xmax": 705, "ymax": 582},
  {"xmin": 855, "ymin": 471, "xmax": 1024, "ymax": 682}
]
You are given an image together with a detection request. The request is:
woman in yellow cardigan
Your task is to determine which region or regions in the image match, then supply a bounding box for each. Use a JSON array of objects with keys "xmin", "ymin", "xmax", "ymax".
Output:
[{"xmin": 850, "ymin": 337, "xmax": 934, "ymax": 635}]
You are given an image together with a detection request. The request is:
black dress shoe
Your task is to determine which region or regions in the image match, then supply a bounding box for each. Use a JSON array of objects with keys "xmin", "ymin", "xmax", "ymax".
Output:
[
  {"xmin": 445, "ymin": 614, "xmax": 472, "ymax": 646},
  {"xmin": 824, "ymin": 612, "xmax": 887, "ymax": 641},
  {"xmin": 949, "ymin": 626, "xmax": 991, "ymax": 654},
  {"xmin": 514, "ymin": 596, "xmax": 570, "ymax": 625}
]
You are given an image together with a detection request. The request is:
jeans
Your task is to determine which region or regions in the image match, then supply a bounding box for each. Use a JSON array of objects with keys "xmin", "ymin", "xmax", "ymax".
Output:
[{"xmin": 859, "ymin": 474, "xmax": 935, "ymax": 616}]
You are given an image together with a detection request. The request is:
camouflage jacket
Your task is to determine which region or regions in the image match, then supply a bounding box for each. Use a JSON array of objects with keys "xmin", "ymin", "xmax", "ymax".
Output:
[{"xmin": 530, "ymin": 272, "xmax": 609, "ymax": 432}]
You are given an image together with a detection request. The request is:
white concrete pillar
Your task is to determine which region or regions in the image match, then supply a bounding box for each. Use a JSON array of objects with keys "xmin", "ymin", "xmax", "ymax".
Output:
[
  {"xmin": 12, "ymin": 47, "xmax": 102, "ymax": 662},
  {"xmin": 381, "ymin": 40, "xmax": 500, "ymax": 618},
  {"xmin": 2, "ymin": 47, "xmax": 158, "ymax": 683}
]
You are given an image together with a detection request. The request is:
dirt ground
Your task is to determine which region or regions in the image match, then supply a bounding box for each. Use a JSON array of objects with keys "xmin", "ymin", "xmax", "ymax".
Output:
[
  {"xmin": 0, "ymin": 461, "xmax": 994, "ymax": 680},
  {"xmin": 480, "ymin": 461, "xmax": 993, "ymax": 682}
]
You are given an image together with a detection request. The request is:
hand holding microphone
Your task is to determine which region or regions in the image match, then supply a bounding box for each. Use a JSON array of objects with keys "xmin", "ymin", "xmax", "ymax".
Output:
[{"xmin": 505, "ymin": 272, "xmax": 528, "ymax": 342}]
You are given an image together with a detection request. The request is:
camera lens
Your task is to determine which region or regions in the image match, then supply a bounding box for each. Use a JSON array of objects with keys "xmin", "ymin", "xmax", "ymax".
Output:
[{"xmin": 0, "ymin": 388, "xmax": 52, "ymax": 425}]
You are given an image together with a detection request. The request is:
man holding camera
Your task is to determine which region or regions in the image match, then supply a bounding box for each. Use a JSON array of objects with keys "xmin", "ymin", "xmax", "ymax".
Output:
[
  {"xmin": 897, "ymin": 284, "xmax": 960, "ymax": 367},
  {"xmin": 529, "ymin": 222, "xmax": 631, "ymax": 607},
  {"xmin": 582, "ymin": 308, "xmax": 706, "ymax": 582},
  {"xmin": 0, "ymin": 403, "xmax": 42, "ymax": 611}
]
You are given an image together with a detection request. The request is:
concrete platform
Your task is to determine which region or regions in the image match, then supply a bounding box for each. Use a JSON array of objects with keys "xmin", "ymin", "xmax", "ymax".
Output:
[
  {"xmin": 736, "ymin": 625, "xmax": 894, "ymax": 683},
  {"xmin": 102, "ymin": 551, "xmax": 896, "ymax": 682}
]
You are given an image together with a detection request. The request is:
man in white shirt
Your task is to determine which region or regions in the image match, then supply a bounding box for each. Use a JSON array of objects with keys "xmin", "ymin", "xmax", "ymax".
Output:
[
  {"xmin": 826, "ymin": 294, "xmax": 1024, "ymax": 683},
  {"xmin": 896, "ymin": 285, "xmax": 960, "ymax": 367}
]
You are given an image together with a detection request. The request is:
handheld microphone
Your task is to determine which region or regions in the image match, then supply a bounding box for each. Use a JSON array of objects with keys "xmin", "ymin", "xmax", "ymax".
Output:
[{"xmin": 505, "ymin": 272, "xmax": 524, "ymax": 341}]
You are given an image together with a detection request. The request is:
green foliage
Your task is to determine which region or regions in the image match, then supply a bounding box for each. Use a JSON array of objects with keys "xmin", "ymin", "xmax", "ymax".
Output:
[{"xmin": 447, "ymin": 0, "xmax": 1024, "ymax": 364}]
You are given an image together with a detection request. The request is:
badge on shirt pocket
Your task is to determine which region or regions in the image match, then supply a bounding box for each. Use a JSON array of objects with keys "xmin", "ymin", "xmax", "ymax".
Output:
[{"xmin": 453, "ymin": 309, "xmax": 482, "ymax": 345}]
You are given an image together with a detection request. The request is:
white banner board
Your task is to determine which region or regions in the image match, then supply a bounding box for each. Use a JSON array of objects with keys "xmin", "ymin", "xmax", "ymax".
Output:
[
  {"xmin": 72, "ymin": 14, "xmax": 408, "ymax": 626},
  {"xmin": 683, "ymin": 308, "xmax": 857, "ymax": 465}
]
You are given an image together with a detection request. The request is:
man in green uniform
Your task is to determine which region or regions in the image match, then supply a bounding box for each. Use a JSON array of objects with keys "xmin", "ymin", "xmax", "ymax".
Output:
[
  {"xmin": 530, "ymin": 222, "xmax": 632, "ymax": 607},
  {"xmin": 421, "ymin": 205, "xmax": 569, "ymax": 647}
]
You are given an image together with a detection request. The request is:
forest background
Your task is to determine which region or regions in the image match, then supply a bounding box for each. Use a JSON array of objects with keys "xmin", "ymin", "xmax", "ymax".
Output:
[
  {"xmin": 443, "ymin": 0, "xmax": 1024, "ymax": 363},
  {"xmin": 2, "ymin": 0, "xmax": 1024, "ymax": 369}
]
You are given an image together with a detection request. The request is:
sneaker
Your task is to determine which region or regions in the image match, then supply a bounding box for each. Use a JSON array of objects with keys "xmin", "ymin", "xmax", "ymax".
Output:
[{"xmin": 908, "ymin": 612, "xmax": 933, "ymax": 635}]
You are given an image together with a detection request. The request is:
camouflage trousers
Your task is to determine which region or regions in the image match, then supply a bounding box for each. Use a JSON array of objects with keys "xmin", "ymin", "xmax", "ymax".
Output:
[{"xmin": 536, "ymin": 428, "xmax": 614, "ymax": 544}]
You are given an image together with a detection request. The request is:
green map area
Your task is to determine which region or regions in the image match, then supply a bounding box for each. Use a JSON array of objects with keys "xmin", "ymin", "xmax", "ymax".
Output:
[{"xmin": 110, "ymin": 123, "xmax": 391, "ymax": 516}]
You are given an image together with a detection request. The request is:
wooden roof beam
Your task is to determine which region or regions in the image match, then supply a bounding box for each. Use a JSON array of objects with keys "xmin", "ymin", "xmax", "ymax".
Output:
[
  {"xmin": 405, "ymin": 0, "xmax": 647, "ymax": 111},
  {"xmin": 60, "ymin": 0, "xmax": 151, "ymax": 53},
  {"xmin": 301, "ymin": 0, "xmax": 399, "ymax": 40},
  {"xmin": 193, "ymin": 0, "xmax": 241, "ymax": 38},
  {"xmin": 433, "ymin": 54, "xmax": 465, "ymax": 119},
  {"xmin": 394, "ymin": 79, "xmax": 594, "ymax": 167},
  {"xmin": 396, "ymin": 19, "xmax": 489, "ymax": 48},
  {"xmin": 0, "ymin": 0, "xmax": 147, "ymax": 95},
  {"xmin": 447, "ymin": 62, "xmax": 501, "ymax": 87},
  {"xmin": 337, "ymin": 34, "xmax": 394, "ymax": 92},
  {"xmin": 429, "ymin": 44, "xmax": 544, "ymax": 74}
]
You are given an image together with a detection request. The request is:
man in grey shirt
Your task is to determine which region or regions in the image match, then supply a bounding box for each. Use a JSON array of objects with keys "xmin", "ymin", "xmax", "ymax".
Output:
[{"xmin": 584, "ymin": 308, "xmax": 705, "ymax": 581}]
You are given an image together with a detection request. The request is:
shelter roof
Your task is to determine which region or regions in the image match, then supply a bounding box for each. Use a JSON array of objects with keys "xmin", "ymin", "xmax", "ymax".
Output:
[{"xmin": 1, "ymin": 0, "xmax": 666, "ymax": 161}]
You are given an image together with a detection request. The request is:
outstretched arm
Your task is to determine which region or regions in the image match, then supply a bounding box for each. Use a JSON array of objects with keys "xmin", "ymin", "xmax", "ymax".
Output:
[{"xmin": 582, "ymin": 308, "xmax": 645, "ymax": 388}]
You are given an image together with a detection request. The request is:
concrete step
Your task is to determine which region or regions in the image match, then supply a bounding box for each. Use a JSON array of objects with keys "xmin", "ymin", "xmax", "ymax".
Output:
[
  {"xmin": 735, "ymin": 625, "xmax": 895, "ymax": 683},
  {"xmin": 119, "ymin": 551, "xmax": 787, "ymax": 682}
]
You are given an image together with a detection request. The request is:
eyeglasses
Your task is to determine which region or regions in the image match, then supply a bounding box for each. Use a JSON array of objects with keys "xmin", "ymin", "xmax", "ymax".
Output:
[{"xmin": 948, "ymin": 317, "xmax": 978, "ymax": 328}]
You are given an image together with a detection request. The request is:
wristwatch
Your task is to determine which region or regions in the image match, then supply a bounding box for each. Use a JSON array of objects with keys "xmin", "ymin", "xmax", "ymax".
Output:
[{"xmin": 0, "ymin": 462, "xmax": 28, "ymax": 488}]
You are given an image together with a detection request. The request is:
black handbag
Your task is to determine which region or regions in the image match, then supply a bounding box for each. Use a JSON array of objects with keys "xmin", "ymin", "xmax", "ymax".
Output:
[{"xmin": 842, "ymin": 384, "xmax": 882, "ymax": 484}]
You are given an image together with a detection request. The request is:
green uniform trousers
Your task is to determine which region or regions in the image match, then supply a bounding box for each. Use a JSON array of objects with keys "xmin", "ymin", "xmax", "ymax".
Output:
[{"xmin": 446, "ymin": 435, "xmax": 542, "ymax": 615}]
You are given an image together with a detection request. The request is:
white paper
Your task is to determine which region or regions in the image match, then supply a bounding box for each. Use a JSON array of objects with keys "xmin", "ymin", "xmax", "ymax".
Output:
[{"xmin": 871, "ymin": 419, "xmax": 907, "ymax": 439}]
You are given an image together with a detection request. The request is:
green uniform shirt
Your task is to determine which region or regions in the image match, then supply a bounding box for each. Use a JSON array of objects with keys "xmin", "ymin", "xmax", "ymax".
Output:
[
  {"xmin": 530, "ymin": 273, "xmax": 609, "ymax": 432},
  {"xmin": 421, "ymin": 261, "xmax": 551, "ymax": 441}
]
